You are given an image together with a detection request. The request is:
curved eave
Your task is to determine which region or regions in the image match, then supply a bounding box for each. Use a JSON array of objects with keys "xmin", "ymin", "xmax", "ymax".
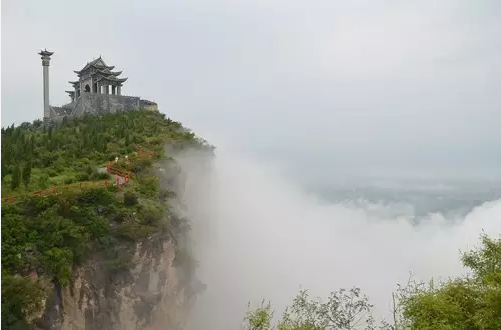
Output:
[
  {"xmin": 93, "ymin": 64, "xmax": 115, "ymax": 70},
  {"xmin": 112, "ymin": 77, "xmax": 128, "ymax": 83},
  {"xmin": 99, "ymin": 76, "xmax": 128, "ymax": 83},
  {"xmin": 68, "ymin": 81, "xmax": 79, "ymax": 85},
  {"xmin": 78, "ymin": 67, "xmax": 98, "ymax": 74},
  {"xmin": 65, "ymin": 90, "xmax": 75, "ymax": 94},
  {"xmin": 97, "ymin": 69, "xmax": 113, "ymax": 76},
  {"xmin": 78, "ymin": 62, "xmax": 91, "ymax": 72},
  {"xmin": 38, "ymin": 49, "xmax": 54, "ymax": 56},
  {"xmin": 97, "ymin": 70, "xmax": 123, "ymax": 77}
]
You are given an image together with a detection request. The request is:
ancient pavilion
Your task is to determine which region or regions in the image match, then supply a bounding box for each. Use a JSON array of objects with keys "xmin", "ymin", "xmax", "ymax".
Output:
[
  {"xmin": 38, "ymin": 50, "xmax": 158, "ymax": 123},
  {"xmin": 66, "ymin": 57, "xmax": 128, "ymax": 102}
]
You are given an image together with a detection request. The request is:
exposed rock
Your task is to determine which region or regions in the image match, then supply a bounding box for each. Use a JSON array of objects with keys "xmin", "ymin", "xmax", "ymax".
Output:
[{"xmin": 38, "ymin": 240, "xmax": 192, "ymax": 330}]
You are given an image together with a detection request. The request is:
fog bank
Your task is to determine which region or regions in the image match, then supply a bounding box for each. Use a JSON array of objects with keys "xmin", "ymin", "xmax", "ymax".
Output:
[{"xmin": 177, "ymin": 148, "xmax": 501, "ymax": 329}]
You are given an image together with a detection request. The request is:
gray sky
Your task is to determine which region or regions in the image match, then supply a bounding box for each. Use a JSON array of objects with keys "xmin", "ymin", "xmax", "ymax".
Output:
[{"xmin": 2, "ymin": 0, "xmax": 501, "ymax": 178}]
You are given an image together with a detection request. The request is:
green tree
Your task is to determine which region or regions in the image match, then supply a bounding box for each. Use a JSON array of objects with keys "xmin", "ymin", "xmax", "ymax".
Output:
[
  {"xmin": 10, "ymin": 165, "xmax": 21, "ymax": 190},
  {"xmin": 245, "ymin": 234, "xmax": 501, "ymax": 330},
  {"xmin": 123, "ymin": 191, "xmax": 138, "ymax": 206},
  {"xmin": 398, "ymin": 234, "xmax": 501, "ymax": 330},
  {"xmin": 125, "ymin": 133, "xmax": 130, "ymax": 147},
  {"xmin": 245, "ymin": 301, "xmax": 273, "ymax": 330},
  {"xmin": 1, "ymin": 273, "xmax": 47, "ymax": 329},
  {"xmin": 1, "ymin": 160, "xmax": 8, "ymax": 181},
  {"xmin": 41, "ymin": 247, "xmax": 73, "ymax": 286},
  {"xmin": 245, "ymin": 288, "xmax": 380, "ymax": 330},
  {"xmin": 22, "ymin": 162, "xmax": 32, "ymax": 189}
]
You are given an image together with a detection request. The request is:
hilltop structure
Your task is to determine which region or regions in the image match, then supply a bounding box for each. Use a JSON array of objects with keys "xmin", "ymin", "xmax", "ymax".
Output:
[{"xmin": 38, "ymin": 49, "xmax": 158, "ymax": 123}]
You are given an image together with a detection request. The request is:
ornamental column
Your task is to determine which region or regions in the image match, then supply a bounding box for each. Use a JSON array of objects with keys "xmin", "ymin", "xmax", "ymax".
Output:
[
  {"xmin": 39, "ymin": 49, "xmax": 54, "ymax": 123},
  {"xmin": 117, "ymin": 86, "xmax": 121, "ymax": 95}
]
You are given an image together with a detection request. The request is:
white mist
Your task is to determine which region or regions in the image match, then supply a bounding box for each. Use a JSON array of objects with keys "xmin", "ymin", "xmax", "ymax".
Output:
[{"xmin": 178, "ymin": 147, "xmax": 501, "ymax": 329}]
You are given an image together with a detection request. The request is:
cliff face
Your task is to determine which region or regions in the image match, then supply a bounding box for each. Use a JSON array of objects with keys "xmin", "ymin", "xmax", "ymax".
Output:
[
  {"xmin": 28, "ymin": 145, "xmax": 210, "ymax": 330},
  {"xmin": 31, "ymin": 233, "xmax": 191, "ymax": 330}
]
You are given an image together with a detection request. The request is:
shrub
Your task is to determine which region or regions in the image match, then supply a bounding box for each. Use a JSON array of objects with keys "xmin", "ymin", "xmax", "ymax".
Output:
[
  {"xmin": 131, "ymin": 159, "xmax": 153, "ymax": 174},
  {"xmin": 1, "ymin": 274, "xmax": 47, "ymax": 329},
  {"xmin": 158, "ymin": 188, "xmax": 175, "ymax": 201},
  {"xmin": 136, "ymin": 175, "xmax": 158, "ymax": 197},
  {"xmin": 77, "ymin": 173, "xmax": 90, "ymax": 182},
  {"xmin": 123, "ymin": 191, "xmax": 138, "ymax": 206},
  {"xmin": 116, "ymin": 223, "xmax": 157, "ymax": 241},
  {"xmin": 76, "ymin": 187, "xmax": 114, "ymax": 205},
  {"xmin": 138, "ymin": 203, "xmax": 164, "ymax": 226},
  {"xmin": 90, "ymin": 172, "xmax": 110, "ymax": 180}
]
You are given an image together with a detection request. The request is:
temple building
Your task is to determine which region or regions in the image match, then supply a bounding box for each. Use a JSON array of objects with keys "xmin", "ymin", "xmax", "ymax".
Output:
[
  {"xmin": 39, "ymin": 50, "xmax": 158, "ymax": 123},
  {"xmin": 67, "ymin": 57, "xmax": 128, "ymax": 101}
]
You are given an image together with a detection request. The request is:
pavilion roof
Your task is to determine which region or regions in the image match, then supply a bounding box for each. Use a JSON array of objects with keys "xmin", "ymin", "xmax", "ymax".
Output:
[
  {"xmin": 74, "ymin": 56, "xmax": 115, "ymax": 75},
  {"xmin": 69, "ymin": 56, "xmax": 128, "ymax": 87},
  {"xmin": 97, "ymin": 75, "xmax": 128, "ymax": 83},
  {"xmin": 97, "ymin": 69, "xmax": 122, "ymax": 76}
]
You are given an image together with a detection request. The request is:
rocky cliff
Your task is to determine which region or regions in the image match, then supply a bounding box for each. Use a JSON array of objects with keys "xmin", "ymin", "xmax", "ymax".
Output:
[
  {"xmin": 31, "ymin": 239, "xmax": 190, "ymax": 330},
  {"xmin": 26, "ymin": 145, "xmax": 209, "ymax": 330}
]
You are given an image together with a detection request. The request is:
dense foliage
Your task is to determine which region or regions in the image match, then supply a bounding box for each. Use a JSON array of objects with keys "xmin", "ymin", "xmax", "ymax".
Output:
[
  {"xmin": 1, "ymin": 110, "xmax": 209, "ymax": 329},
  {"xmin": 245, "ymin": 234, "xmax": 501, "ymax": 330},
  {"xmin": 1, "ymin": 110, "xmax": 208, "ymax": 194}
]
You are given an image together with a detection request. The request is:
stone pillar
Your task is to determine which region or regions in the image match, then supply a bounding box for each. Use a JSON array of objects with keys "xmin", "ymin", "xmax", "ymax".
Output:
[
  {"xmin": 39, "ymin": 49, "xmax": 53, "ymax": 122},
  {"xmin": 97, "ymin": 83, "xmax": 101, "ymax": 94},
  {"xmin": 117, "ymin": 86, "xmax": 121, "ymax": 95},
  {"xmin": 105, "ymin": 85, "xmax": 109, "ymax": 94},
  {"xmin": 111, "ymin": 86, "xmax": 116, "ymax": 95}
]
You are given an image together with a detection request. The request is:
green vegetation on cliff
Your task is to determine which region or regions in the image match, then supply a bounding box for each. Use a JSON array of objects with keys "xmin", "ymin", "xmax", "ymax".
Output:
[
  {"xmin": 244, "ymin": 234, "xmax": 501, "ymax": 330},
  {"xmin": 1, "ymin": 110, "xmax": 205, "ymax": 193},
  {"xmin": 1, "ymin": 110, "xmax": 209, "ymax": 329}
]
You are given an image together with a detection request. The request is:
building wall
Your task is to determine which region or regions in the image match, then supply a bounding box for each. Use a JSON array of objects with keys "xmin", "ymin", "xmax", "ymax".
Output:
[
  {"xmin": 143, "ymin": 104, "xmax": 158, "ymax": 111},
  {"xmin": 81, "ymin": 78, "xmax": 92, "ymax": 92},
  {"xmin": 139, "ymin": 100, "xmax": 159, "ymax": 112},
  {"xmin": 72, "ymin": 92, "xmax": 141, "ymax": 116}
]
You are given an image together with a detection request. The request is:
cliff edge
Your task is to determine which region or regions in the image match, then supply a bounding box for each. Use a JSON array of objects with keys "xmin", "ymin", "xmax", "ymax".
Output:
[{"xmin": 1, "ymin": 110, "xmax": 213, "ymax": 330}]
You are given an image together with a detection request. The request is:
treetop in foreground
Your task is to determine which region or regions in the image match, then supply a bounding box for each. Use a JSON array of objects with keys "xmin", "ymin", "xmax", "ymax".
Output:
[{"xmin": 245, "ymin": 234, "xmax": 501, "ymax": 330}]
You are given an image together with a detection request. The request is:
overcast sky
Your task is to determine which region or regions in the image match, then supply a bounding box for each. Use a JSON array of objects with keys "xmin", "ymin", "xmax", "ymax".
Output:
[{"xmin": 2, "ymin": 0, "xmax": 501, "ymax": 179}]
